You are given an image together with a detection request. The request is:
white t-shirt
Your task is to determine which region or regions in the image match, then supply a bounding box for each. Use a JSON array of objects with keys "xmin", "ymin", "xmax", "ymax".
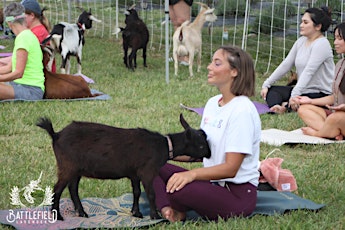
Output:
[{"xmin": 201, "ymin": 95, "xmax": 261, "ymax": 186}]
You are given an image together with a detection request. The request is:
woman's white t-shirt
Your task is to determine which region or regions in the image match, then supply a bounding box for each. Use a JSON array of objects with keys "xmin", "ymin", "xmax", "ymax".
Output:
[{"xmin": 201, "ymin": 95, "xmax": 261, "ymax": 186}]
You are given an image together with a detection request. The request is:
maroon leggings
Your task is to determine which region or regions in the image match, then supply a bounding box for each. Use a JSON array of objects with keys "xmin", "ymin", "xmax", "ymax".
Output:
[{"xmin": 153, "ymin": 163, "xmax": 257, "ymax": 221}]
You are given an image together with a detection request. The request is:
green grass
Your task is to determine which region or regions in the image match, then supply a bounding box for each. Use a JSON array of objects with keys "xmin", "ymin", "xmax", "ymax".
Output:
[{"xmin": 0, "ymin": 33, "xmax": 345, "ymax": 229}]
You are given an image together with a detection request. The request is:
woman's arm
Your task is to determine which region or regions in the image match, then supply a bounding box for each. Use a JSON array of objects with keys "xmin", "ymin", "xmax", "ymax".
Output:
[
  {"xmin": 0, "ymin": 58, "xmax": 12, "ymax": 75},
  {"xmin": 166, "ymin": 152, "xmax": 245, "ymax": 193},
  {"xmin": 0, "ymin": 49, "xmax": 27, "ymax": 82},
  {"xmin": 262, "ymin": 39, "xmax": 299, "ymax": 89}
]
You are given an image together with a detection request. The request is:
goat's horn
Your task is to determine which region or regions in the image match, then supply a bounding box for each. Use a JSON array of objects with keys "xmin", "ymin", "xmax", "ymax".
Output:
[
  {"xmin": 194, "ymin": 2, "xmax": 208, "ymax": 9},
  {"xmin": 128, "ymin": 4, "xmax": 136, "ymax": 10},
  {"xmin": 89, "ymin": 15, "xmax": 102, "ymax": 23}
]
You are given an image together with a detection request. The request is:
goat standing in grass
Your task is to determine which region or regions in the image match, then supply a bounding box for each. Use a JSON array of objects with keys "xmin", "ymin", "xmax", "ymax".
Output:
[
  {"xmin": 173, "ymin": 2, "xmax": 217, "ymax": 77},
  {"xmin": 36, "ymin": 114, "xmax": 210, "ymax": 220},
  {"xmin": 41, "ymin": 8, "xmax": 101, "ymax": 74},
  {"xmin": 115, "ymin": 6, "xmax": 149, "ymax": 70}
]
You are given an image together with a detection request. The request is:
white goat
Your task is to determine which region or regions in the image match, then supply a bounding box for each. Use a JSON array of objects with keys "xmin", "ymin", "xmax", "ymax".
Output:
[{"xmin": 173, "ymin": 2, "xmax": 217, "ymax": 77}]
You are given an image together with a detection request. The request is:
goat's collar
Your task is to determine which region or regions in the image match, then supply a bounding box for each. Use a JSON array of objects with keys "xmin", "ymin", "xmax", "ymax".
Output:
[
  {"xmin": 77, "ymin": 22, "xmax": 85, "ymax": 30},
  {"xmin": 166, "ymin": 135, "xmax": 174, "ymax": 160}
]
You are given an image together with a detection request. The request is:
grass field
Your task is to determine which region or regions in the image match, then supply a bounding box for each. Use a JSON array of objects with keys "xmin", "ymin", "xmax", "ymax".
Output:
[{"xmin": 0, "ymin": 32, "xmax": 345, "ymax": 229}]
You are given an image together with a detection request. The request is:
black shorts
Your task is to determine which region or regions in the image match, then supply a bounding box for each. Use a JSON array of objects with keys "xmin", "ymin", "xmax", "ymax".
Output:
[{"xmin": 169, "ymin": 0, "xmax": 193, "ymax": 6}]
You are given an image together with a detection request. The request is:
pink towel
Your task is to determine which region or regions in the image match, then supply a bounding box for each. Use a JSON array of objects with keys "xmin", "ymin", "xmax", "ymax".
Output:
[{"xmin": 259, "ymin": 158, "xmax": 298, "ymax": 192}]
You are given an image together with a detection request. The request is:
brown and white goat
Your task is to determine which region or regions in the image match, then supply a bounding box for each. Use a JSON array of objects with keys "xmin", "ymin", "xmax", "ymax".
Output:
[
  {"xmin": 41, "ymin": 8, "xmax": 101, "ymax": 74},
  {"xmin": 42, "ymin": 45, "xmax": 100, "ymax": 99},
  {"xmin": 173, "ymin": 2, "xmax": 217, "ymax": 77},
  {"xmin": 36, "ymin": 114, "xmax": 211, "ymax": 220}
]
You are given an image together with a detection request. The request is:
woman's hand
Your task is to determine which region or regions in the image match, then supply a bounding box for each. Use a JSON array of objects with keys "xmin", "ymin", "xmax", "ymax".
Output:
[
  {"xmin": 166, "ymin": 170, "xmax": 196, "ymax": 193},
  {"xmin": 289, "ymin": 97, "xmax": 300, "ymax": 111},
  {"xmin": 326, "ymin": 104, "xmax": 345, "ymax": 111},
  {"xmin": 260, "ymin": 87, "xmax": 268, "ymax": 100},
  {"xmin": 294, "ymin": 96, "xmax": 312, "ymax": 105}
]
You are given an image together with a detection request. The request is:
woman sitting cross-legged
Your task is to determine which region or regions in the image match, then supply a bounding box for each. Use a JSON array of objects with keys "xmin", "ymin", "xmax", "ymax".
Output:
[
  {"xmin": 260, "ymin": 7, "xmax": 334, "ymax": 114},
  {"xmin": 296, "ymin": 22, "xmax": 345, "ymax": 140},
  {"xmin": 153, "ymin": 45, "xmax": 261, "ymax": 222},
  {"xmin": 0, "ymin": 2, "xmax": 45, "ymax": 101}
]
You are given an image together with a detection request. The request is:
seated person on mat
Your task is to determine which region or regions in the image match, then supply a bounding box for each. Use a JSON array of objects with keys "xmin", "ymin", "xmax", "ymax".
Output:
[
  {"xmin": 296, "ymin": 22, "xmax": 345, "ymax": 140},
  {"xmin": 260, "ymin": 7, "xmax": 334, "ymax": 114},
  {"xmin": 0, "ymin": 2, "xmax": 45, "ymax": 101},
  {"xmin": 1, "ymin": 0, "xmax": 56, "ymax": 72},
  {"xmin": 153, "ymin": 45, "xmax": 261, "ymax": 222}
]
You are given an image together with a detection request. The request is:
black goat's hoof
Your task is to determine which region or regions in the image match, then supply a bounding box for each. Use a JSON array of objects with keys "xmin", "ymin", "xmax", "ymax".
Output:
[
  {"xmin": 56, "ymin": 213, "xmax": 64, "ymax": 221},
  {"xmin": 150, "ymin": 212, "xmax": 160, "ymax": 220},
  {"xmin": 132, "ymin": 211, "xmax": 143, "ymax": 218},
  {"xmin": 78, "ymin": 211, "xmax": 88, "ymax": 218}
]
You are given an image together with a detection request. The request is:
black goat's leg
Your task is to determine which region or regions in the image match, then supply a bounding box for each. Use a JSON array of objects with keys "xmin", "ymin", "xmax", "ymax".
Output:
[
  {"xmin": 133, "ymin": 52, "xmax": 137, "ymax": 68},
  {"xmin": 143, "ymin": 46, "xmax": 147, "ymax": 67},
  {"xmin": 128, "ymin": 49, "xmax": 136, "ymax": 71},
  {"xmin": 68, "ymin": 176, "xmax": 88, "ymax": 218},
  {"xmin": 52, "ymin": 178, "xmax": 69, "ymax": 221},
  {"xmin": 60, "ymin": 55, "xmax": 68, "ymax": 74},
  {"xmin": 130, "ymin": 177, "xmax": 143, "ymax": 218},
  {"xmin": 123, "ymin": 44, "xmax": 129, "ymax": 68},
  {"xmin": 141, "ymin": 176, "xmax": 160, "ymax": 219}
]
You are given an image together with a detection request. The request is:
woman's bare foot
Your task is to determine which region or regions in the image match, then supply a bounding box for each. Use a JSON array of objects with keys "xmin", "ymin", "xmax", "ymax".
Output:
[
  {"xmin": 301, "ymin": 127, "xmax": 317, "ymax": 136},
  {"xmin": 270, "ymin": 104, "xmax": 287, "ymax": 114},
  {"xmin": 335, "ymin": 134, "xmax": 344, "ymax": 141},
  {"xmin": 161, "ymin": 206, "xmax": 186, "ymax": 222}
]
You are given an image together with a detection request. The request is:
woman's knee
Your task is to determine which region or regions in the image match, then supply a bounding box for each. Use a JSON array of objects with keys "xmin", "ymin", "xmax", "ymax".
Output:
[{"xmin": 327, "ymin": 112, "xmax": 345, "ymax": 125}]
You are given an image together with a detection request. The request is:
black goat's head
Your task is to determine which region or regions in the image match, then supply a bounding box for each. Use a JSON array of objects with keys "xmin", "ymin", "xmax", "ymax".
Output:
[
  {"xmin": 179, "ymin": 114, "xmax": 211, "ymax": 159},
  {"xmin": 77, "ymin": 8, "xmax": 101, "ymax": 30},
  {"xmin": 124, "ymin": 5, "xmax": 140, "ymax": 25}
]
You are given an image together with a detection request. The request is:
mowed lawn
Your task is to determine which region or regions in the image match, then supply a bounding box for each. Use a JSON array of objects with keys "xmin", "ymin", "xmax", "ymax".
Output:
[{"xmin": 0, "ymin": 34, "xmax": 344, "ymax": 229}]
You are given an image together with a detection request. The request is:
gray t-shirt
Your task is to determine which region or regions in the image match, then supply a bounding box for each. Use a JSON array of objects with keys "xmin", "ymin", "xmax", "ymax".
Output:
[{"xmin": 262, "ymin": 36, "xmax": 335, "ymax": 97}]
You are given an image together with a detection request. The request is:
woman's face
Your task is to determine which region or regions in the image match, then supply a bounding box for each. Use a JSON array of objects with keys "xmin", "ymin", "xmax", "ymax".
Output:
[
  {"xmin": 300, "ymin": 12, "xmax": 320, "ymax": 37},
  {"xmin": 334, "ymin": 28, "xmax": 345, "ymax": 54},
  {"xmin": 207, "ymin": 49, "xmax": 237, "ymax": 88},
  {"xmin": 24, "ymin": 13, "xmax": 34, "ymax": 29}
]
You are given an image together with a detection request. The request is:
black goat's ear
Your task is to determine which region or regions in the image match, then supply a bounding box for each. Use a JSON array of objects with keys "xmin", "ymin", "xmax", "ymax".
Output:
[{"xmin": 180, "ymin": 113, "xmax": 190, "ymax": 130}]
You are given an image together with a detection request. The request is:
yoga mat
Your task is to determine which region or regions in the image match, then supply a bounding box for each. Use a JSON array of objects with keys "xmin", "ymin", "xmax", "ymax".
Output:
[
  {"xmin": 0, "ymin": 52, "xmax": 12, "ymax": 57},
  {"xmin": 261, "ymin": 128, "xmax": 345, "ymax": 146},
  {"xmin": 180, "ymin": 101, "xmax": 271, "ymax": 116},
  {"xmin": 0, "ymin": 191, "xmax": 324, "ymax": 229},
  {"xmin": 0, "ymin": 89, "xmax": 111, "ymax": 102}
]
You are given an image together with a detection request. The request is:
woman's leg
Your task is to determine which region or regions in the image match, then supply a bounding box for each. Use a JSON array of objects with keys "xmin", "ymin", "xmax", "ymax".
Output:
[
  {"xmin": 302, "ymin": 111, "xmax": 345, "ymax": 139},
  {"xmin": 0, "ymin": 83, "xmax": 15, "ymax": 100},
  {"xmin": 298, "ymin": 104, "xmax": 327, "ymax": 130},
  {"xmin": 154, "ymin": 163, "xmax": 257, "ymax": 221},
  {"xmin": 266, "ymin": 86, "xmax": 293, "ymax": 107},
  {"xmin": 169, "ymin": 0, "xmax": 191, "ymax": 30}
]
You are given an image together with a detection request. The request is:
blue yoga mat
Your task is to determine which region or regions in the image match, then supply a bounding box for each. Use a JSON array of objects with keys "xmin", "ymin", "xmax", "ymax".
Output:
[
  {"xmin": 0, "ymin": 191, "xmax": 325, "ymax": 229},
  {"xmin": 0, "ymin": 89, "xmax": 111, "ymax": 102}
]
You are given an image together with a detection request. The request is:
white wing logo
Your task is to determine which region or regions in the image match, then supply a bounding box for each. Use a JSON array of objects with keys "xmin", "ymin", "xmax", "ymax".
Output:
[{"xmin": 9, "ymin": 172, "xmax": 54, "ymax": 208}]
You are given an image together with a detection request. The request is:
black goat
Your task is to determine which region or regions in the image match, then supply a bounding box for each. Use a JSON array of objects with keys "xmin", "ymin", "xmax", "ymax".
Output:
[
  {"xmin": 36, "ymin": 114, "xmax": 211, "ymax": 220},
  {"xmin": 41, "ymin": 8, "xmax": 101, "ymax": 74},
  {"xmin": 116, "ymin": 6, "xmax": 149, "ymax": 70}
]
